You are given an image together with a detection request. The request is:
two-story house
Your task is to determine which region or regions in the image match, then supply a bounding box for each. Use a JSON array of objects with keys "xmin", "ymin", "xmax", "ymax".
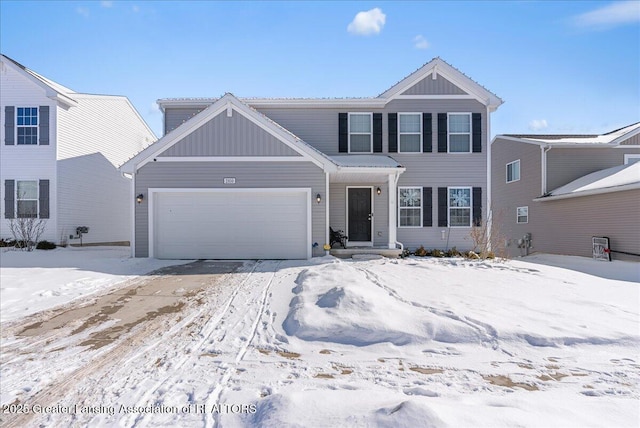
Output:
[
  {"xmin": 491, "ymin": 123, "xmax": 640, "ymax": 261},
  {"xmin": 120, "ymin": 58, "xmax": 503, "ymax": 259},
  {"xmin": 1, "ymin": 54, "xmax": 156, "ymax": 245}
]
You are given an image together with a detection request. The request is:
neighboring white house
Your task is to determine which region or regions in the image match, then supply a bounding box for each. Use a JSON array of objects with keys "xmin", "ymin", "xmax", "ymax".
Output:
[{"xmin": 1, "ymin": 54, "xmax": 156, "ymax": 245}]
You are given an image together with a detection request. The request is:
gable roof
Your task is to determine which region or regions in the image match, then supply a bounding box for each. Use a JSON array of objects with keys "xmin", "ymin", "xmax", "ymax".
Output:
[
  {"xmin": 120, "ymin": 93, "xmax": 337, "ymax": 173},
  {"xmin": 499, "ymin": 122, "xmax": 640, "ymax": 147},
  {"xmin": 378, "ymin": 57, "xmax": 503, "ymax": 110},
  {"xmin": 1, "ymin": 54, "xmax": 78, "ymax": 108},
  {"xmin": 536, "ymin": 162, "xmax": 640, "ymax": 201}
]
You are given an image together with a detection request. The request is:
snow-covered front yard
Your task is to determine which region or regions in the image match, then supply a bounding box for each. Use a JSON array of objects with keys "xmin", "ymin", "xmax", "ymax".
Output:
[{"xmin": 1, "ymin": 248, "xmax": 638, "ymax": 427}]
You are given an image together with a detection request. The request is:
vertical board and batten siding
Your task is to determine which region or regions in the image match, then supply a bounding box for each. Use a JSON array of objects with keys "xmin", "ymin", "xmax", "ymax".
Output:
[
  {"xmin": 134, "ymin": 162, "xmax": 326, "ymax": 258},
  {"xmin": 258, "ymin": 99, "xmax": 488, "ymax": 251},
  {"xmin": 159, "ymin": 112, "xmax": 301, "ymax": 157},
  {"xmin": 490, "ymin": 138, "xmax": 543, "ymax": 258},
  {"xmin": 620, "ymin": 133, "xmax": 640, "ymax": 146},
  {"xmin": 546, "ymin": 147, "xmax": 640, "ymax": 191},
  {"xmin": 0, "ymin": 61, "xmax": 57, "ymax": 241},
  {"xmin": 164, "ymin": 107, "xmax": 207, "ymax": 135},
  {"xmin": 329, "ymin": 184, "xmax": 389, "ymax": 247},
  {"xmin": 535, "ymin": 190, "xmax": 640, "ymax": 261},
  {"xmin": 400, "ymin": 74, "xmax": 468, "ymax": 96},
  {"xmin": 56, "ymin": 95, "xmax": 156, "ymax": 244}
]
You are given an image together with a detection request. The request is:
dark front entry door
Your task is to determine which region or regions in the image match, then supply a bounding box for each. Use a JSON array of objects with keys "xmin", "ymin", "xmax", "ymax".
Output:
[{"xmin": 348, "ymin": 188, "xmax": 372, "ymax": 242}]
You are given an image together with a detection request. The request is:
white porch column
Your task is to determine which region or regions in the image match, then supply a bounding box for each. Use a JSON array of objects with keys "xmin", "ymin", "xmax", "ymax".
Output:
[{"xmin": 388, "ymin": 173, "xmax": 397, "ymax": 249}]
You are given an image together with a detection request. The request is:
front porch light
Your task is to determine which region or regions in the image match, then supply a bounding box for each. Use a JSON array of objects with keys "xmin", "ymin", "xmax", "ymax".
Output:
[
  {"xmin": 376, "ymin": 187, "xmax": 382, "ymax": 195},
  {"xmin": 316, "ymin": 193, "xmax": 322, "ymax": 204},
  {"xmin": 136, "ymin": 193, "xmax": 144, "ymax": 204}
]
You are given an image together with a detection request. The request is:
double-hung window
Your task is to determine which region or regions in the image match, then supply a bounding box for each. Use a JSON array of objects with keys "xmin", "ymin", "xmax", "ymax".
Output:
[
  {"xmin": 398, "ymin": 113, "xmax": 421, "ymax": 153},
  {"xmin": 398, "ymin": 187, "xmax": 422, "ymax": 227},
  {"xmin": 448, "ymin": 113, "xmax": 471, "ymax": 153},
  {"xmin": 17, "ymin": 107, "xmax": 38, "ymax": 145},
  {"xmin": 506, "ymin": 160, "xmax": 520, "ymax": 183},
  {"xmin": 517, "ymin": 206, "xmax": 529, "ymax": 224},
  {"xmin": 16, "ymin": 180, "xmax": 38, "ymax": 218},
  {"xmin": 448, "ymin": 187, "xmax": 471, "ymax": 227},
  {"xmin": 349, "ymin": 113, "xmax": 372, "ymax": 153}
]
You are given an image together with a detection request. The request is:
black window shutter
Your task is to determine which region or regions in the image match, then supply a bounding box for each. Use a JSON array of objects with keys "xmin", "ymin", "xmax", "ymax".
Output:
[
  {"xmin": 4, "ymin": 180, "xmax": 15, "ymax": 219},
  {"xmin": 5, "ymin": 106, "xmax": 15, "ymax": 145},
  {"xmin": 39, "ymin": 106, "xmax": 50, "ymax": 145},
  {"xmin": 437, "ymin": 187, "xmax": 448, "ymax": 227},
  {"xmin": 388, "ymin": 113, "xmax": 397, "ymax": 153},
  {"xmin": 472, "ymin": 187, "xmax": 482, "ymax": 226},
  {"xmin": 39, "ymin": 180, "xmax": 50, "ymax": 219},
  {"xmin": 373, "ymin": 113, "xmax": 382, "ymax": 152},
  {"xmin": 422, "ymin": 113, "xmax": 432, "ymax": 153},
  {"xmin": 422, "ymin": 187, "xmax": 432, "ymax": 227},
  {"xmin": 338, "ymin": 113, "xmax": 348, "ymax": 153},
  {"xmin": 437, "ymin": 113, "xmax": 447, "ymax": 153},
  {"xmin": 472, "ymin": 113, "xmax": 481, "ymax": 153}
]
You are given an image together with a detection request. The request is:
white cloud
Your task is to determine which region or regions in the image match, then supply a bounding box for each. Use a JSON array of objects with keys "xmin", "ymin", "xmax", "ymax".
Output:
[
  {"xmin": 529, "ymin": 119, "xmax": 548, "ymax": 131},
  {"xmin": 101, "ymin": 1, "xmax": 113, "ymax": 7},
  {"xmin": 573, "ymin": 1, "xmax": 640, "ymax": 29},
  {"xmin": 76, "ymin": 7, "xmax": 90, "ymax": 17},
  {"xmin": 413, "ymin": 35, "xmax": 430, "ymax": 49},
  {"xmin": 149, "ymin": 102, "xmax": 161, "ymax": 115},
  {"xmin": 347, "ymin": 8, "xmax": 386, "ymax": 35}
]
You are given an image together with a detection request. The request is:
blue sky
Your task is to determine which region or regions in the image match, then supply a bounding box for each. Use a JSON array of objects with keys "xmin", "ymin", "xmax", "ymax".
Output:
[{"xmin": 1, "ymin": 1, "xmax": 638, "ymax": 138}]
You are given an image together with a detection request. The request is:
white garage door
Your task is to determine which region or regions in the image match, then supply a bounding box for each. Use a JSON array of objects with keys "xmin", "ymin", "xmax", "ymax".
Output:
[{"xmin": 153, "ymin": 189, "xmax": 309, "ymax": 259}]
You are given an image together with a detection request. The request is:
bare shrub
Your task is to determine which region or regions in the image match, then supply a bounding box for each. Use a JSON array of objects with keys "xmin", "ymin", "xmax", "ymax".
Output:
[
  {"xmin": 467, "ymin": 208, "xmax": 508, "ymax": 260},
  {"xmin": 8, "ymin": 216, "xmax": 47, "ymax": 251}
]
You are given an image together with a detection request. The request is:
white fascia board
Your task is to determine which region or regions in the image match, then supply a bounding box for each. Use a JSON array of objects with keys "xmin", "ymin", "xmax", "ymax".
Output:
[
  {"xmin": 246, "ymin": 98, "xmax": 387, "ymax": 108},
  {"xmin": 533, "ymin": 183, "xmax": 640, "ymax": 201},
  {"xmin": 611, "ymin": 126, "xmax": 640, "ymax": 146},
  {"xmin": 335, "ymin": 166, "xmax": 406, "ymax": 175}
]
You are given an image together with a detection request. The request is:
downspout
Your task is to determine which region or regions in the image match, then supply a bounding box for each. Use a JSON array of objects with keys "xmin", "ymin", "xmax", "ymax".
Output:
[
  {"xmin": 325, "ymin": 171, "xmax": 330, "ymax": 249},
  {"xmin": 541, "ymin": 145, "xmax": 551, "ymax": 195},
  {"xmin": 486, "ymin": 106, "xmax": 492, "ymax": 251},
  {"xmin": 130, "ymin": 165, "xmax": 137, "ymax": 258}
]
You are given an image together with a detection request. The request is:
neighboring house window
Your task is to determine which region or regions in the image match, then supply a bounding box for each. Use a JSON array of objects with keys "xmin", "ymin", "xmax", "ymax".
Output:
[
  {"xmin": 517, "ymin": 206, "xmax": 529, "ymax": 224},
  {"xmin": 16, "ymin": 180, "xmax": 38, "ymax": 218},
  {"xmin": 624, "ymin": 154, "xmax": 640, "ymax": 164},
  {"xmin": 16, "ymin": 107, "xmax": 38, "ymax": 145},
  {"xmin": 349, "ymin": 113, "xmax": 372, "ymax": 153},
  {"xmin": 448, "ymin": 113, "xmax": 471, "ymax": 153},
  {"xmin": 506, "ymin": 160, "xmax": 520, "ymax": 183},
  {"xmin": 398, "ymin": 113, "xmax": 422, "ymax": 153},
  {"xmin": 448, "ymin": 187, "xmax": 472, "ymax": 227},
  {"xmin": 398, "ymin": 187, "xmax": 422, "ymax": 227}
]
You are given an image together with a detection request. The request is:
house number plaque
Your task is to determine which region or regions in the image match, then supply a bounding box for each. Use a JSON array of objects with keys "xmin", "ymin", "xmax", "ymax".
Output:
[{"xmin": 223, "ymin": 177, "xmax": 236, "ymax": 184}]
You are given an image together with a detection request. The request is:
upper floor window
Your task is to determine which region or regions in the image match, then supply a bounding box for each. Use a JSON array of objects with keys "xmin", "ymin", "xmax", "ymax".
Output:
[
  {"xmin": 349, "ymin": 113, "xmax": 372, "ymax": 153},
  {"xmin": 398, "ymin": 113, "xmax": 422, "ymax": 153},
  {"xmin": 398, "ymin": 187, "xmax": 422, "ymax": 227},
  {"xmin": 16, "ymin": 180, "xmax": 38, "ymax": 218},
  {"xmin": 448, "ymin": 113, "xmax": 471, "ymax": 153},
  {"xmin": 17, "ymin": 107, "xmax": 38, "ymax": 145},
  {"xmin": 506, "ymin": 160, "xmax": 520, "ymax": 183},
  {"xmin": 624, "ymin": 154, "xmax": 640, "ymax": 165},
  {"xmin": 448, "ymin": 187, "xmax": 471, "ymax": 227}
]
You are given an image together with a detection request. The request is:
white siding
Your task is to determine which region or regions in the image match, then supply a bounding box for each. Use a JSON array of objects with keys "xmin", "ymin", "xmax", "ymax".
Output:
[{"xmin": 0, "ymin": 61, "xmax": 58, "ymax": 242}]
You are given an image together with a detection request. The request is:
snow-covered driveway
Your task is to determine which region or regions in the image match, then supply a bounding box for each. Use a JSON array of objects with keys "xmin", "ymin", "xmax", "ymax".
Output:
[{"xmin": 1, "ymin": 255, "xmax": 638, "ymax": 427}]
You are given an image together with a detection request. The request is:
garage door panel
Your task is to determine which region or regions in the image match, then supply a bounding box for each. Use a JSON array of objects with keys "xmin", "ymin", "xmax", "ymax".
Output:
[{"xmin": 154, "ymin": 190, "xmax": 309, "ymax": 259}]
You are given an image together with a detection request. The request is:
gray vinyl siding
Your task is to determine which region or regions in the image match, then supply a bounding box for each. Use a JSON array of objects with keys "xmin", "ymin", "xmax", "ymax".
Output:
[
  {"xmin": 329, "ymin": 184, "xmax": 389, "ymax": 247},
  {"xmin": 134, "ymin": 161, "xmax": 325, "ymax": 257},
  {"xmin": 159, "ymin": 112, "xmax": 301, "ymax": 157},
  {"xmin": 533, "ymin": 190, "xmax": 640, "ymax": 261},
  {"xmin": 164, "ymin": 107, "xmax": 206, "ymax": 135},
  {"xmin": 401, "ymin": 75, "xmax": 468, "ymax": 95},
  {"xmin": 547, "ymin": 147, "xmax": 640, "ymax": 191},
  {"xmin": 257, "ymin": 99, "xmax": 486, "ymax": 156},
  {"xmin": 620, "ymin": 133, "xmax": 640, "ymax": 145},
  {"xmin": 491, "ymin": 138, "xmax": 543, "ymax": 258}
]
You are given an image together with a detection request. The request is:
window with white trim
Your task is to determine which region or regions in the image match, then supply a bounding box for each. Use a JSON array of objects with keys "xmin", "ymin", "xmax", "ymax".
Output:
[
  {"xmin": 398, "ymin": 113, "xmax": 421, "ymax": 153},
  {"xmin": 517, "ymin": 206, "xmax": 529, "ymax": 224},
  {"xmin": 17, "ymin": 107, "xmax": 38, "ymax": 145},
  {"xmin": 506, "ymin": 159, "xmax": 520, "ymax": 183},
  {"xmin": 348, "ymin": 113, "xmax": 372, "ymax": 153},
  {"xmin": 624, "ymin": 154, "xmax": 640, "ymax": 164},
  {"xmin": 448, "ymin": 113, "xmax": 471, "ymax": 153},
  {"xmin": 398, "ymin": 187, "xmax": 422, "ymax": 227},
  {"xmin": 16, "ymin": 180, "xmax": 38, "ymax": 218},
  {"xmin": 448, "ymin": 187, "xmax": 471, "ymax": 227}
]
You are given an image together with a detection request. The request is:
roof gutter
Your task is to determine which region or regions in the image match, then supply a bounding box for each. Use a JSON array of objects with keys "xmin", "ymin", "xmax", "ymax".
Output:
[{"xmin": 534, "ymin": 182, "xmax": 640, "ymax": 202}]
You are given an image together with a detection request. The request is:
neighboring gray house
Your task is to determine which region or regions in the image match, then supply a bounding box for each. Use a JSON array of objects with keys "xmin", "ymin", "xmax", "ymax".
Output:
[
  {"xmin": 491, "ymin": 123, "xmax": 640, "ymax": 261},
  {"xmin": 120, "ymin": 58, "xmax": 503, "ymax": 259},
  {"xmin": 1, "ymin": 54, "xmax": 156, "ymax": 245}
]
